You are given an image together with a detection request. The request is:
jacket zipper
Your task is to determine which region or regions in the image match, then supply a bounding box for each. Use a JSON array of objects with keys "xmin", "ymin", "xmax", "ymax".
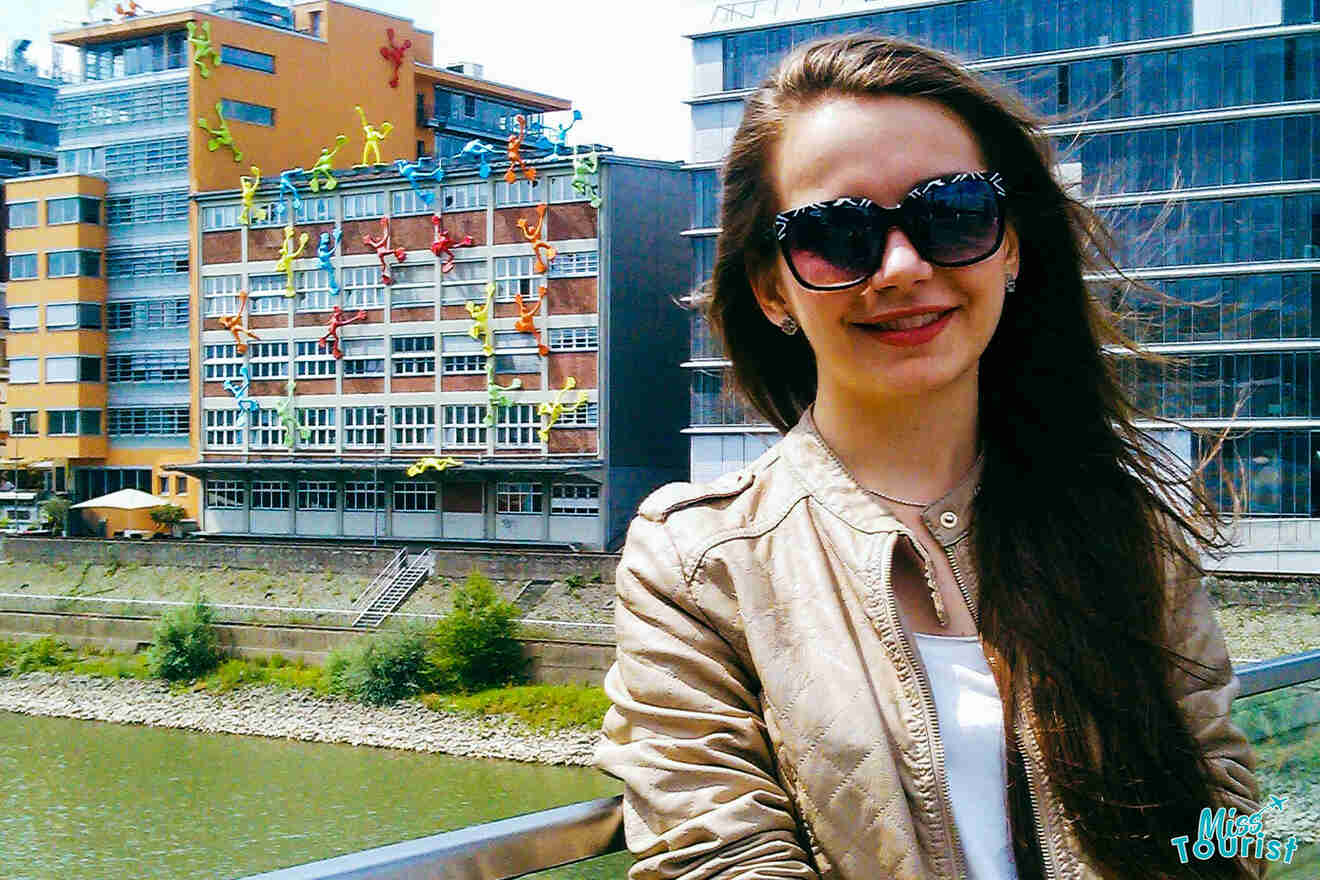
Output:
[
  {"xmin": 886, "ymin": 529, "xmax": 969, "ymax": 880},
  {"xmin": 943, "ymin": 542, "xmax": 1062, "ymax": 880}
]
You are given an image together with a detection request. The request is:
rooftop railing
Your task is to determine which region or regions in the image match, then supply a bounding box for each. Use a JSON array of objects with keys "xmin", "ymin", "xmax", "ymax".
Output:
[{"xmin": 240, "ymin": 648, "xmax": 1320, "ymax": 880}]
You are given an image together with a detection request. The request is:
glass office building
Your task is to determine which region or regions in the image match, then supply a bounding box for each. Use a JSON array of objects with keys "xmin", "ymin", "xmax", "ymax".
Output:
[{"xmin": 684, "ymin": 0, "xmax": 1320, "ymax": 525}]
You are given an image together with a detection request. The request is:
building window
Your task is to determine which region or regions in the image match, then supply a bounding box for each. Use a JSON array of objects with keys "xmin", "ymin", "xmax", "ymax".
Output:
[
  {"xmin": 343, "ymin": 192, "xmax": 386, "ymax": 220},
  {"xmin": 342, "ymin": 337, "xmax": 385, "ymax": 376},
  {"xmin": 10, "ymin": 411, "xmax": 38, "ymax": 436},
  {"xmin": 202, "ymin": 204, "xmax": 241, "ymax": 230},
  {"xmin": 249, "ymin": 341, "xmax": 290, "ymax": 379},
  {"xmin": 496, "ymin": 482, "xmax": 543, "ymax": 514},
  {"xmin": 551, "ymin": 484, "xmax": 599, "ymax": 516},
  {"xmin": 248, "ymin": 409, "xmax": 287, "ymax": 449},
  {"xmin": 205, "ymin": 409, "xmax": 242, "ymax": 448},
  {"xmin": 46, "ymin": 302, "xmax": 103, "ymax": 330},
  {"xmin": 441, "ymin": 182, "xmax": 487, "ymax": 211},
  {"xmin": 219, "ymin": 45, "xmax": 275, "ymax": 73},
  {"xmin": 392, "ymin": 335, "xmax": 436, "ymax": 375},
  {"xmin": 440, "ymin": 258, "xmax": 487, "ymax": 305},
  {"xmin": 297, "ymin": 407, "xmax": 337, "ymax": 448},
  {"xmin": 8, "ymin": 253, "xmax": 37, "ymax": 280},
  {"xmin": 158, "ymin": 475, "xmax": 171, "ymax": 495},
  {"xmin": 107, "ymin": 408, "xmax": 189, "ymax": 436},
  {"xmin": 46, "ymin": 196, "xmax": 101, "ymax": 225},
  {"xmin": 203, "ymin": 275, "xmax": 242, "ymax": 317},
  {"xmin": 297, "ymin": 481, "xmax": 336, "ymax": 510},
  {"xmin": 548, "ymin": 251, "xmax": 598, "ymax": 277},
  {"xmin": 295, "ymin": 269, "xmax": 333, "ymax": 313},
  {"xmin": 246, "ymin": 273, "xmax": 287, "ymax": 314},
  {"xmin": 392, "ymin": 405, "xmax": 435, "ymax": 447},
  {"xmin": 48, "ymin": 410, "xmax": 101, "ymax": 436},
  {"xmin": 547, "ymin": 325, "xmax": 597, "ymax": 351},
  {"xmin": 494, "ymin": 177, "xmax": 541, "ymax": 207},
  {"xmin": 343, "ymin": 266, "xmax": 386, "ymax": 309},
  {"xmin": 388, "ymin": 264, "xmax": 436, "ymax": 306},
  {"xmin": 343, "ymin": 406, "xmax": 386, "ymax": 447},
  {"xmin": 107, "ymin": 190, "xmax": 188, "ymax": 227},
  {"xmin": 47, "ymin": 250, "xmax": 101, "ymax": 279},
  {"xmin": 344, "ymin": 481, "xmax": 384, "ymax": 511},
  {"xmin": 206, "ymin": 480, "xmax": 245, "ymax": 509},
  {"xmin": 8, "ymin": 305, "xmax": 38, "ymax": 332},
  {"xmin": 495, "ymin": 404, "xmax": 538, "ymax": 448},
  {"xmin": 295, "ymin": 340, "xmax": 336, "ymax": 378},
  {"xmin": 203, "ymin": 343, "xmax": 243, "ymax": 380},
  {"xmin": 250, "ymin": 481, "xmax": 290, "ymax": 510},
  {"xmin": 9, "ymin": 358, "xmax": 38, "ymax": 384},
  {"xmin": 493, "ymin": 255, "xmax": 536, "ymax": 302},
  {"xmin": 391, "ymin": 188, "xmax": 431, "ymax": 216},
  {"xmin": 7, "ymin": 201, "xmax": 37, "ymax": 228},
  {"xmin": 220, "ymin": 98, "xmax": 274, "ymax": 127},
  {"xmin": 443, "ymin": 404, "xmax": 488, "ymax": 447},
  {"xmin": 107, "ymin": 299, "xmax": 189, "ymax": 331},
  {"xmin": 393, "ymin": 481, "xmax": 437, "ymax": 512},
  {"xmin": 107, "ymin": 350, "xmax": 190, "ymax": 383},
  {"xmin": 175, "ymin": 476, "xmax": 187, "ymax": 495},
  {"xmin": 46, "ymin": 356, "xmax": 101, "ymax": 383},
  {"xmin": 547, "ymin": 174, "xmax": 585, "ymax": 203},
  {"xmin": 107, "ymin": 243, "xmax": 188, "ymax": 279},
  {"xmin": 104, "ymin": 137, "xmax": 188, "ymax": 180}
]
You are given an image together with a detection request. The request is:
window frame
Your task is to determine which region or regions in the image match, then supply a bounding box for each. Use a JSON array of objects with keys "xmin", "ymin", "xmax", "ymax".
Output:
[
  {"xmin": 6, "ymin": 201, "xmax": 38, "ymax": 229},
  {"xmin": 47, "ymin": 249, "xmax": 102, "ymax": 279},
  {"xmin": 45, "ymin": 196, "xmax": 102, "ymax": 226}
]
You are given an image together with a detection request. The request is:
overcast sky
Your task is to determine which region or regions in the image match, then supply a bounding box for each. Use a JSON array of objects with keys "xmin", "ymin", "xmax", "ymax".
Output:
[{"xmin": 3, "ymin": 0, "xmax": 718, "ymax": 162}]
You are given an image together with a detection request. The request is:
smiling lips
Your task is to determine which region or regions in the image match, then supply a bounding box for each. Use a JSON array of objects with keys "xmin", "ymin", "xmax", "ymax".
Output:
[{"xmin": 854, "ymin": 307, "xmax": 957, "ymax": 346}]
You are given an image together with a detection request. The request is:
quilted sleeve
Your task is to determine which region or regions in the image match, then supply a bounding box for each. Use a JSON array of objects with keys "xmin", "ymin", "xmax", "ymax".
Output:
[
  {"xmin": 1162, "ymin": 532, "xmax": 1265, "ymax": 880},
  {"xmin": 593, "ymin": 513, "xmax": 819, "ymax": 880}
]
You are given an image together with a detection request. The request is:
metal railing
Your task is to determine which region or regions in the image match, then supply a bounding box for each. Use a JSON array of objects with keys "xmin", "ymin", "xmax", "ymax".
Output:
[
  {"xmin": 240, "ymin": 649, "xmax": 1320, "ymax": 880},
  {"xmin": 351, "ymin": 547, "xmax": 409, "ymax": 613}
]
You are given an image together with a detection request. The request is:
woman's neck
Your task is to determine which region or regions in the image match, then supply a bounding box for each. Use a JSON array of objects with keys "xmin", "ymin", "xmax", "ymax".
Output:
[{"xmin": 811, "ymin": 372, "xmax": 981, "ymax": 506}]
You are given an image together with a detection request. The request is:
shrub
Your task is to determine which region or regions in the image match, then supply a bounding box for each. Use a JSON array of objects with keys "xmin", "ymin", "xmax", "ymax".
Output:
[
  {"xmin": 147, "ymin": 594, "xmax": 223, "ymax": 681},
  {"xmin": 429, "ymin": 570, "xmax": 527, "ymax": 693},
  {"xmin": 40, "ymin": 498, "xmax": 71, "ymax": 533},
  {"xmin": 148, "ymin": 504, "xmax": 186, "ymax": 532},
  {"xmin": 327, "ymin": 625, "xmax": 433, "ymax": 706},
  {"xmin": 563, "ymin": 574, "xmax": 585, "ymax": 591}
]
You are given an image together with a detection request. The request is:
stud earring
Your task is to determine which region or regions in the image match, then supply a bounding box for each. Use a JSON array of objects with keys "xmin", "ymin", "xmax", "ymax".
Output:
[
  {"xmin": 1005, "ymin": 276, "xmax": 1017, "ymax": 294},
  {"xmin": 779, "ymin": 315, "xmax": 799, "ymax": 335}
]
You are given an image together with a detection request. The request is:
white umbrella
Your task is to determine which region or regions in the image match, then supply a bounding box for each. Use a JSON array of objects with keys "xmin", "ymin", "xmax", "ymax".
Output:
[{"xmin": 71, "ymin": 488, "xmax": 170, "ymax": 510}]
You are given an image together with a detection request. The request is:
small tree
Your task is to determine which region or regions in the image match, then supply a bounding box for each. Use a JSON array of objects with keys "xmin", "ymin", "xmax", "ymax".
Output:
[
  {"xmin": 147, "ymin": 593, "xmax": 223, "ymax": 681},
  {"xmin": 149, "ymin": 504, "xmax": 186, "ymax": 533},
  {"xmin": 429, "ymin": 570, "xmax": 527, "ymax": 692},
  {"xmin": 40, "ymin": 498, "xmax": 70, "ymax": 534}
]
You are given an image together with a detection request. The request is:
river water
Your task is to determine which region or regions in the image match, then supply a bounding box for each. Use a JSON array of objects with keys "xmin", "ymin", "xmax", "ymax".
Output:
[{"xmin": 0, "ymin": 711, "xmax": 627, "ymax": 879}]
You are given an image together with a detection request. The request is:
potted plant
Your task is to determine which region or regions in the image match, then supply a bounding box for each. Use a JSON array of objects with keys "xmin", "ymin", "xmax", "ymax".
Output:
[{"xmin": 149, "ymin": 504, "xmax": 187, "ymax": 538}]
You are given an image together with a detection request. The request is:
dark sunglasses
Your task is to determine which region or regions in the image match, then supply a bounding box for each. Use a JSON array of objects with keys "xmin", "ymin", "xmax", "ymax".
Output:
[{"xmin": 771, "ymin": 171, "xmax": 1009, "ymax": 291}]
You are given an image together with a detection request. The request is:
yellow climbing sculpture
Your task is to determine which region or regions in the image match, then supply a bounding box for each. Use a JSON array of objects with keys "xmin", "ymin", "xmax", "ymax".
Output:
[
  {"xmin": 465, "ymin": 282, "xmax": 495, "ymax": 355},
  {"xmin": 239, "ymin": 166, "xmax": 267, "ymax": 226},
  {"xmin": 537, "ymin": 377, "xmax": 589, "ymax": 442},
  {"xmin": 406, "ymin": 456, "xmax": 463, "ymax": 477},
  {"xmin": 354, "ymin": 106, "xmax": 393, "ymax": 167},
  {"xmin": 276, "ymin": 223, "xmax": 310, "ymax": 296}
]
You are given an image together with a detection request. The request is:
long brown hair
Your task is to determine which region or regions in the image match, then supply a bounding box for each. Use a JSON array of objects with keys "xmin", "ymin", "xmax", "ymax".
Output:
[{"xmin": 698, "ymin": 35, "xmax": 1248, "ymax": 880}]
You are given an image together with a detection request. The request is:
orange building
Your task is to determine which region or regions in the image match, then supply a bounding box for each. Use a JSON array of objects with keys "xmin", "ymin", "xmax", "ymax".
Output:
[{"xmin": 22, "ymin": 0, "xmax": 569, "ymax": 531}]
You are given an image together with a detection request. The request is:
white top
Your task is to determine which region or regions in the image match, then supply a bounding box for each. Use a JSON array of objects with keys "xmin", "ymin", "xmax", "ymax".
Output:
[{"xmin": 912, "ymin": 632, "xmax": 1018, "ymax": 880}]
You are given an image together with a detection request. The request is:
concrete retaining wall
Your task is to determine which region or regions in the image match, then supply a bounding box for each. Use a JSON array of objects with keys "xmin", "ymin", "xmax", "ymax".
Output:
[
  {"xmin": 0, "ymin": 611, "xmax": 614, "ymax": 685},
  {"xmin": 0, "ymin": 537, "xmax": 622, "ymax": 584}
]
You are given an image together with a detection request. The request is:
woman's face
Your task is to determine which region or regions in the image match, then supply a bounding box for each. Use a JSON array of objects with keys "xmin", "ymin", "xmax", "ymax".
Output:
[{"xmin": 754, "ymin": 94, "xmax": 1019, "ymax": 407}]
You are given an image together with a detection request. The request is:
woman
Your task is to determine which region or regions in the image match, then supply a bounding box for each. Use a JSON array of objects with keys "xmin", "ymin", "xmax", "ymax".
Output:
[{"xmin": 593, "ymin": 35, "xmax": 1262, "ymax": 880}]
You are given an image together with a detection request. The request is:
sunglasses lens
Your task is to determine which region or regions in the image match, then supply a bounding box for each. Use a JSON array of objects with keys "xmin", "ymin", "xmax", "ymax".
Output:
[
  {"xmin": 783, "ymin": 202, "xmax": 880, "ymax": 288},
  {"xmin": 913, "ymin": 179, "xmax": 1003, "ymax": 265}
]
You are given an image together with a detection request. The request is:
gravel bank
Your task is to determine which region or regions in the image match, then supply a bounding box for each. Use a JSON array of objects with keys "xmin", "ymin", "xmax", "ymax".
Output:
[{"xmin": 0, "ymin": 672, "xmax": 600, "ymax": 766}]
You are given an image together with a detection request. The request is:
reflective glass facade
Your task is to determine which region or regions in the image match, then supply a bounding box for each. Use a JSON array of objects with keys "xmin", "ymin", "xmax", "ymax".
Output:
[{"xmin": 686, "ymin": 2, "xmax": 1320, "ymax": 516}]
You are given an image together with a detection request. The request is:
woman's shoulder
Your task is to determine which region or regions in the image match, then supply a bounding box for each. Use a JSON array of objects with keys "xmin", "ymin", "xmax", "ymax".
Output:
[{"xmin": 634, "ymin": 439, "xmax": 792, "ymax": 538}]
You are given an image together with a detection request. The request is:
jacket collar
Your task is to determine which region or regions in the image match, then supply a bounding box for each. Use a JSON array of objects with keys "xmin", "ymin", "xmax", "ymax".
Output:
[{"xmin": 778, "ymin": 404, "xmax": 981, "ymax": 548}]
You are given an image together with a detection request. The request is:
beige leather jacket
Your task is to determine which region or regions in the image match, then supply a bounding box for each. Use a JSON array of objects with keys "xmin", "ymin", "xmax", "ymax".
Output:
[{"xmin": 594, "ymin": 407, "xmax": 1262, "ymax": 880}]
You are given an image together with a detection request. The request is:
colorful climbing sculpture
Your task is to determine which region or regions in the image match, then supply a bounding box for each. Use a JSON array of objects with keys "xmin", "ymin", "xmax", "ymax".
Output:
[
  {"xmin": 318, "ymin": 305, "xmax": 368, "ymax": 359},
  {"xmin": 316, "ymin": 229, "xmax": 343, "ymax": 297},
  {"xmin": 516, "ymin": 203, "xmax": 557, "ymax": 273},
  {"xmin": 186, "ymin": 21, "xmax": 222, "ymax": 78},
  {"xmin": 571, "ymin": 147, "xmax": 602, "ymax": 209},
  {"xmin": 457, "ymin": 139, "xmax": 498, "ymax": 178},
  {"xmin": 393, "ymin": 157, "xmax": 442, "ymax": 208},
  {"xmin": 354, "ymin": 106, "xmax": 393, "ymax": 167},
  {"xmin": 505, "ymin": 114, "xmax": 536, "ymax": 184},
  {"xmin": 484, "ymin": 357, "xmax": 521, "ymax": 427},
  {"xmin": 239, "ymin": 166, "xmax": 267, "ymax": 226},
  {"xmin": 362, "ymin": 218, "xmax": 406, "ymax": 285},
  {"xmin": 197, "ymin": 102, "xmax": 241, "ymax": 162},
  {"xmin": 276, "ymin": 224, "xmax": 310, "ymax": 296},
  {"xmin": 406, "ymin": 456, "xmax": 463, "ymax": 477},
  {"xmin": 380, "ymin": 28, "xmax": 412, "ymax": 88},
  {"xmin": 537, "ymin": 378, "xmax": 589, "ymax": 442},
  {"xmin": 542, "ymin": 109, "xmax": 582, "ymax": 157},
  {"xmin": 223, "ymin": 364, "xmax": 260, "ymax": 427},
  {"xmin": 219, "ymin": 289, "xmax": 261, "ymax": 354},
  {"xmin": 279, "ymin": 167, "xmax": 305, "ymax": 215},
  {"xmin": 309, "ymin": 135, "xmax": 348, "ymax": 192},
  {"xmin": 429, "ymin": 215, "xmax": 475, "ymax": 273},
  {"xmin": 274, "ymin": 377, "xmax": 310, "ymax": 450},
  {"xmin": 465, "ymin": 282, "xmax": 495, "ymax": 355},
  {"xmin": 513, "ymin": 286, "xmax": 549, "ymax": 356}
]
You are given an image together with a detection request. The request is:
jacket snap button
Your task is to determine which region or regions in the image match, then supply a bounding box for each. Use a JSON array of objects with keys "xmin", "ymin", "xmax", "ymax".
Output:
[{"xmin": 939, "ymin": 511, "xmax": 958, "ymax": 529}]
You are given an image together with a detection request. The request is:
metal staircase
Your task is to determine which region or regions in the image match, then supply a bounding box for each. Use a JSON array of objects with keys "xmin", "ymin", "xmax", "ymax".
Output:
[{"xmin": 352, "ymin": 548, "xmax": 435, "ymax": 628}]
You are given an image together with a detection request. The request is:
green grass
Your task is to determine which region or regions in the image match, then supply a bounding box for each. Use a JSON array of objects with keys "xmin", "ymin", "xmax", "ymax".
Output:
[
  {"xmin": 192, "ymin": 655, "xmax": 331, "ymax": 695},
  {"xmin": 420, "ymin": 683, "xmax": 610, "ymax": 731},
  {"xmin": 1269, "ymin": 841, "xmax": 1317, "ymax": 879}
]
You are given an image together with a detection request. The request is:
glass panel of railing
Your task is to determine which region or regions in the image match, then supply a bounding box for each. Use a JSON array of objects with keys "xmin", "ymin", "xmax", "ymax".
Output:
[
  {"xmin": 520, "ymin": 849, "xmax": 632, "ymax": 879},
  {"xmin": 1229, "ymin": 678, "xmax": 1319, "ymax": 877}
]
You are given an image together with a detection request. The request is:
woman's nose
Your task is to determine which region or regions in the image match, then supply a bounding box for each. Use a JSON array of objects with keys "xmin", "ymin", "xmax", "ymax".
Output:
[{"xmin": 868, "ymin": 225, "xmax": 933, "ymax": 292}]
